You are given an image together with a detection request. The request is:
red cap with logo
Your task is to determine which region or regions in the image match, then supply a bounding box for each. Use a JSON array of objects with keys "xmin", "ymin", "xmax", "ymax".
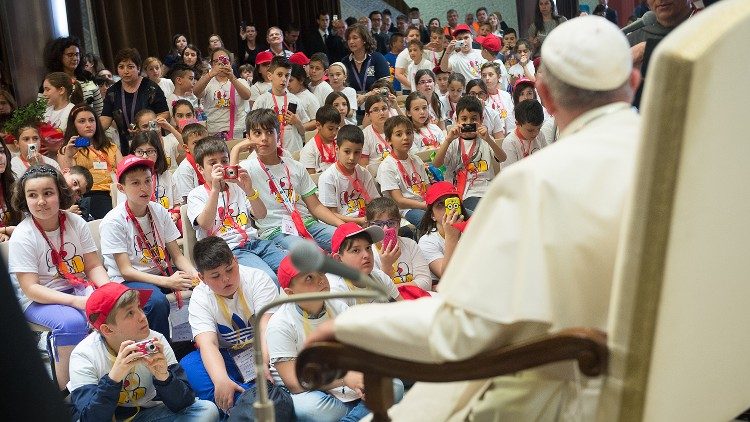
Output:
[
  {"xmin": 289, "ymin": 52, "xmax": 311, "ymax": 65},
  {"xmin": 255, "ymin": 51, "xmax": 274, "ymax": 65},
  {"xmin": 331, "ymin": 222, "xmax": 384, "ymax": 254},
  {"xmin": 86, "ymin": 283, "xmax": 152, "ymax": 330},
  {"xmin": 425, "ymin": 181, "xmax": 460, "ymax": 205},
  {"xmin": 452, "ymin": 24, "xmax": 472, "ymax": 37},
  {"xmin": 116, "ymin": 154, "xmax": 154, "ymax": 181},
  {"xmin": 277, "ymin": 256, "xmax": 301, "ymax": 289},
  {"xmin": 481, "ymin": 34, "xmax": 502, "ymax": 53}
]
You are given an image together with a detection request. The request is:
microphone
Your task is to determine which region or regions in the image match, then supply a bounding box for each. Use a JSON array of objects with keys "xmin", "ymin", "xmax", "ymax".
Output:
[
  {"xmin": 291, "ymin": 240, "xmax": 389, "ymax": 295},
  {"xmin": 622, "ymin": 11, "xmax": 656, "ymax": 35}
]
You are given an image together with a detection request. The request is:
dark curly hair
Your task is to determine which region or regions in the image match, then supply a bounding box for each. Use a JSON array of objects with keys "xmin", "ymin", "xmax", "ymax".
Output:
[
  {"xmin": 11, "ymin": 164, "xmax": 74, "ymax": 214},
  {"xmin": 43, "ymin": 36, "xmax": 94, "ymax": 82}
]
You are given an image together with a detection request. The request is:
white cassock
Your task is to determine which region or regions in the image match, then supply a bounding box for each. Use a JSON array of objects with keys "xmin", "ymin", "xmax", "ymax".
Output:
[{"xmin": 333, "ymin": 102, "xmax": 641, "ymax": 421}]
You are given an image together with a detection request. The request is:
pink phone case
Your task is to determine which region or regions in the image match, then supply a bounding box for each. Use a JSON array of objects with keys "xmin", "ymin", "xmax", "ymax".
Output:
[{"xmin": 383, "ymin": 227, "xmax": 397, "ymax": 249}]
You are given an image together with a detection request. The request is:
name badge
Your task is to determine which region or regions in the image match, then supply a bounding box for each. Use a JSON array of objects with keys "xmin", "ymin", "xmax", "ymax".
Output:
[
  {"xmin": 93, "ymin": 161, "xmax": 107, "ymax": 170},
  {"xmin": 230, "ymin": 347, "xmax": 256, "ymax": 383},
  {"xmin": 281, "ymin": 215, "xmax": 299, "ymax": 236}
]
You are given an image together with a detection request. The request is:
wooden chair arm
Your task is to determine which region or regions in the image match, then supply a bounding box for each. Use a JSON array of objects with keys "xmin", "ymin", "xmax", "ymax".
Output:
[{"xmin": 296, "ymin": 328, "xmax": 607, "ymax": 421}]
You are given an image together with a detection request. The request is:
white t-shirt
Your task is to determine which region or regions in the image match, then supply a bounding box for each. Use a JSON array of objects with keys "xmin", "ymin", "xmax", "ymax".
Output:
[
  {"xmin": 238, "ymin": 156, "xmax": 318, "ymax": 239},
  {"xmin": 485, "ymin": 94, "xmax": 515, "ymax": 135},
  {"xmin": 68, "ymin": 329, "xmax": 176, "ymax": 408},
  {"xmin": 407, "ymin": 56, "xmax": 436, "ymax": 91},
  {"xmin": 44, "ymin": 103, "xmax": 74, "ymax": 132},
  {"xmin": 442, "ymin": 137, "xmax": 498, "ymax": 199},
  {"xmin": 294, "ymin": 89, "xmax": 321, "ymax": 124},
  {"xmin": 372, "ymin": 237, "xmax": 432, "ymax": 291},
  {"xmin": 252, "ymin": 91, "xmax": 309, "ymax": 153},
  {"xmin": 10, "ymin": 155, "xmax": 60, "ymax": 180},
  {"xmin": 327, "ymin": 269, "xmax": 400, "ymax": 306},
  {"xmin": 318, "ymin": 164, "xmax": 379, "ymax": 218},
  {"xmin": 492, "ymin": 59, "xmax": 511, "ymax": 92},
  {"xmin": 501, "ymin": 129, "xmax": 549, "ymax": 169},
  {"xmin": 376, "ymin": 154, "xmax": 429, "ymax": 212},
  {"xmin": 249, "ymin": 81, "xmax": 272, "ymax": 102},
  {"xmin": 448, "ymin": 49, "xmax": 486, "ymax": 82},
  {"xmin": 166, "ymin": 92, "xmax": 204, "ymax": 120},
  {"xmin": 189, "ymin": 265, "xmax": 278, "ymax": 351},
  {"xmin": 417, "ymin": 230, "xmax": 445, "ymax": 281},
  {"xmin": 299, "ymin": 137, "xmax": 335, "ymax": 173},
  {"xmin": 411, "ymin": 124, "xmax": 445, "ymax": 154},
  {"xmin": 115, "ymin": 170, "xmax": 180, "ymax": 209},
  {"xmin": 174, "ymin": 158, "xmax": 202, "ymax": 200},
  {"xmin": 202, "ymin": 78, "xmax": 250, "ymax": 139},
  {"xmin": 162, "ymin": 133, "xmax": 180, "ymax": 171},
  {"xmin": 440, "ymin": 94, "xmax": 456, "ymax": 123},
  {"xmin": 8, "ymin": 212, "xmax": 97, "ymax": 310},
  {"xmin": 362, "ymin": 125, "xmax": 390, "ymax": 165},
  {"xmin": 157, "ymin": 78, "xmax": 175, "ymax": 97},
  {"xmin": 337, "ymin": 87, "xmax": 358, "ymax": 126},
  {"xmin": 186, "ymin": 182, "xmax": 260, "ymax": 249},
  {"xmin": 310, "ymin": 81, "xmax": 334, "ymax": 108},
  {"xmin": 508, "ymin": 61, "xmax": 536, "ymax": 79},
  {"xmin": 100, "ymin": 202, "xmax": 181, "ymax": 282}
]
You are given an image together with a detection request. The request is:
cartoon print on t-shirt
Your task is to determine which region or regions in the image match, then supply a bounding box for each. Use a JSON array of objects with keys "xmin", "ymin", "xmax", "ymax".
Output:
[
  {"xmin": 216, "ymin": 202, "xmax": 249, "ymax": 234},
  {"xmin": 339, "ymin": 189, "xmax": 366, "ymax": 216},
  {"xmin": 133, "ymin": 227, "xmax": 167, "ymax": 267},
  {"xmin": 213, "ymin": 89, "xmax": 231, "ymax": 108},
  {"xmin": 217, "ymin": 312, "xmax": 255, "ymax": 348},
  {"xmin": 154, "ymin": 182, "xmax": 170, "ymax": 209},
  {"xmin": 118, "ymin": 372, "xmax": 147, "ymax": 404},
  {"xmin": 392, "ymin": 261, "xmax": 414, "ymax": 285},
  {"xmin": 468, "ymin": 61, "xmax": 480, "ymax": 78},
  {"xmin": 466, "ymin": 159, "xmax": 488, "ymax": 174},
  {"xmin": 269, "ymin": 175, "xmax": 299, "ymax": 204},
  {"xmin": 45, "ymin": 241, "xmax": 85, "ymax": 275},
  {"xmin": 409, "ymin": 171, "xmax": 427, "ymax": 197},
  {"xmin": 375, "ymin": 141, "xmax": 390, "ymax": 160}
]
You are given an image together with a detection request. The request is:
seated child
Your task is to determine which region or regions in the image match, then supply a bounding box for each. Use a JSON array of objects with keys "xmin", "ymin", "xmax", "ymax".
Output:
[
  {"xmin": 266, "ymin": 256, "xmax": 405, "ymax": 422},
  {"xmin": 440, "ymin": 72, "xmax": 466, "ymax": 126},
  {"xmin": 174, "ymin": 123, "xmax": 209, "ymax": 204},
  {"xmin": 101, "ymin": 155, "xmax": 199, "ymax": 339},
  {"xmin": 376, "ymin": 116, "xmax": 429, "ymax": 227},
  {"xmin": 8, "ymin": 164, "xmax": 109, "ymax": 389},
  {"xmin": 502, "ymin": 99, "xmax": 547, "ymax": 168},
  {"xmin": 328, "ymin": 222, "xmax": 403, "ymax": 305},
  {"xmin": 418, "ymin": 182, "xmax": 467, "ymax": 283},
  {"xmin": 299, "ymin": 105, "xmax": 341, "ymax": 174},
  {"xmin": 433, "ymin": 95, "xmax": 505, "ymax": 212},
  {"xmin": 167, "ymin": 64, "xmax": 204, "ymax": 120},
  {"xmin": 252, "ymin": 56, "xmax": 310, "ymax": 153},
  {"xmin": 128, "ymin": 131, "xmax": 181, "ymax": 213},
  {"xmin": 10, "ymin": 124, "xmax": 61, "ymax": 179},
  {"xmin": 187, "ymin": 137, "xmax": 287, "ymax": 282},
  {"xmin": 308, "ymin": 53, "xmax": 334, "ymax": 107},
  {"xmin": 405, "ymin": 92, "xmax": 445, "ymax": 154},
  {"xmin": 239, "ymin": 109, "xmax": 344, "ymax": 252},
  {"xmin": 179, "ymin": 237, "xmax": 293, "ymax": 419},
  {"xmin": 288, "ymin": 63, "xmax": 321, "ymax": 132},
  {"xmin": 318, "ymin": 125, "xmax": 380, "ymax": 225},
  {"xmin": 513, "ymin": 78, "xmax": 556, "ymax": 143},
  {"xmin": 466, "ymin": 79, "xmax": 510, "ymax": 140},
  {"xmin": 360, "ymin": 95, "xmax": 392, "ymax": 165},
  {"xmin": 366, "ymin": 197, "xmax": 432, "ymax": 292},
  {"xmin": 134, "ymin": 109, "xmax": 182, "ymax": 172},
  {"xmin": 69, "ymin": 283, "xmax": 219, "ymax": 421},
  {"xmin": 62, "ymin": 165, "xmax": 93, "ymax": 218}
]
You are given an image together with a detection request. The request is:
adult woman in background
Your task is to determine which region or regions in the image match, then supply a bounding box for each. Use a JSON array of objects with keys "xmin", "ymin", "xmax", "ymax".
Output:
[
  {"xmin": 42, "ymin": 36, "xmax": 103, "ymax": 116},
  {"xmin": 164, "ymin": 33, "xmax": 188, "ymax": 72},
  {"xmin": 528, "ymin": 0, "xmax": 567, "ymax": 53},
  {"xmin": 340, "ymin": 24, "xmax": 390, "ymax": 124}
]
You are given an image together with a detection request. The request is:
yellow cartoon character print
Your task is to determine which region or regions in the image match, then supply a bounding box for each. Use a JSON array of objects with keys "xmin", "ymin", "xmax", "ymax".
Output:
[
  {"xmin": 269, "ymin": 176, "xmax": 299, "ymax": 204},
  {"xmin": 118, "ymin": 372, "xmax": 147, "ymax": 405},
  {"xmin": 408, "ymin": 171, "xmax": 427, "ymax": 197},
  {"xmin": 214, "ymin": 89, "xmax": 231, "ymax": 108},
  {"xmin": 154, "ymin": 183, "xmax": 170, "ymax": 209},
  {"xmin": 466, "ymin": 160, "xmax": 488, "ymax": 174},
  {"xmin": 392, "ymin": 262, "xmax": 414, "ymax": 285},
  {"xmin": 140, "ymin": 244, "xmax": 166, "ymax": 266},
  {"xmin": 217, "ymin": 203, "xmax": 249, "ymax": 234},
  {"xmin": 46, "ymin": 241, "xmax": 85, "ymax": 275},
  {"xmin": 444, "ymin": 197, "xmax": 462, "ymax": 215},
  {"xmin": 339, "ymin": 189, "xmax": 366, "ymax": 216}
]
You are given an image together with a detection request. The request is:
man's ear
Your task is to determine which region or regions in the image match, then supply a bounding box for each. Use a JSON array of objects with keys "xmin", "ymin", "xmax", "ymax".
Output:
[{"xmin": 535, "ymin": 74, "xmax": 556, "ymax": 117}]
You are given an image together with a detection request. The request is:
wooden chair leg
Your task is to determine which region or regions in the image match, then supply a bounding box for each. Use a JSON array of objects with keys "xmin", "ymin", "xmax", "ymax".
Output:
[{"xmin": 364, "ymin": 374, "xmax": 394, "ymax": 422}]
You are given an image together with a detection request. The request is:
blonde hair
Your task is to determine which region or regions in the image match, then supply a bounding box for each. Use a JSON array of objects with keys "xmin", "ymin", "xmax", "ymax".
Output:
[{"xmin": 142, "ymin": 56, "xmax": 163, "ymax": 70}]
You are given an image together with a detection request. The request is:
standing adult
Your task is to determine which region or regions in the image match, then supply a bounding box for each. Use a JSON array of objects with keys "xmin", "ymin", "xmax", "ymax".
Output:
[
  {"xmin": 408, "ymin": 7, "xmax": 430, "ymax": 43},
  {"xmin": 474, "ymin": 7, "xmax": 489, "ymax": 33},
  {"xmin": 99, "ymin": 48, "xmax": 169, "ymax": 153},
  {"xmin": 306, "ymin": 15, "xmax": 643, "ymax": 421},
  {"xmin": 340, "ymin": 24, "xmax": 390, "ymax": 123},
  {"xmin": 328, "ymin": 18, "xmax": 350, "ymax": 63},
  {"xmin": 265, "ymin": 27, "xmax": 293, "ymax": 58},
  {"xmin": 163, "ymin": 34, "xmax": 188, "ymax": 72},
  {"xmin": 239, "ymin": 23, "xmax": 265, "ymax": 66},
  {"xmin": 444, "ymin": 9, "xmax": 460, "ymax": 38},
  {"xmin": 599, "ymin": 0, "xmax": 620, "ymax": 24},
  {"xmin": 382, "ymin": 9, "xmax": 397, "ymax": 33},
  {"xmin": 369, "ymin": 10, "xmax": 390, "ymax": 55},
  {"xmin": 42, "ymin": 36, "xmax": 103, "ymax": 116},
  {"xmin": 528, "ymin": 0, "xmax": 568, "ymax": 53},
  {"xmin": 305, "ymin": 11, "xmax": 331, "ymax": 57},
  {"xmin": 283, "ymin": 24, "xmax": 305, "ymax": 54}
]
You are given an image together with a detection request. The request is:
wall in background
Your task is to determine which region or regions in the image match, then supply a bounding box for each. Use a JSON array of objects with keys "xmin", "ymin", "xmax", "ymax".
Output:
[{"xmin": 408, "ymin": 0, "xmax": 520, "ymax": 32}]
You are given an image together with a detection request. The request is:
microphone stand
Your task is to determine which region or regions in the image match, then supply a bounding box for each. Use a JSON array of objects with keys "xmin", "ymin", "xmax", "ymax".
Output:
[{"xmin": 251, "ymin": 280, "xmax": 390, "ymax": 422}]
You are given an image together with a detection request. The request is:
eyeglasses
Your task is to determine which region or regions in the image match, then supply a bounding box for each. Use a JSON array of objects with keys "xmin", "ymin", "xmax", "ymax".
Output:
[
  {"xmin": 369, "ymin": 106, "xmax": 389, "ymax": 114},
  {"xmin": 418, "ymin": 79, "xmax": 435, "ymax": 85},
  {"xmin": 468, "ymin": 91, "xmax": 487, "ymax": 98},
  {"xmin": 370, "ymin": 219, "xmax": 399, "ymax": 228},
  {"xmin": 134, "ymin": 149, "xmax": 158, "ymax": 157}
]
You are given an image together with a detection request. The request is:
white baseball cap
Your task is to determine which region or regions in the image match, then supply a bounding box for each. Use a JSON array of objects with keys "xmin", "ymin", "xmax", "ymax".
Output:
[{"xmin": 541, "ymin": 16, "xmax": 632, "ymax": 91}]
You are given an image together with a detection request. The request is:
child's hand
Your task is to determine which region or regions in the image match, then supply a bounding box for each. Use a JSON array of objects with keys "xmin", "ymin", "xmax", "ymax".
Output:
[
  {"xmin": 211, "ymin": 163, "xmax": 224, "ymax": 190},
  {"xmin": 379, "ymin": 240, "xmax": 401, "ymax": 276},
  {"xmin": 446, "ymin": 124, "xmax": 461, "ymax": 142},
  {"xmin": 68, "ymin": 204, "xmax": 82, "ymax": 215},
  {"xmin": 284, "ymin": 110, "xmax": 300, "ymax": 127},
  {"xmin": 168, "ymin": 270, "xmax": 195, "ymax": 291},
  {"xmin": 447, "ymin": 39, "xmax": 458, "ymax": 53},
  {"xmin": 344, "ymin": 371, "xmax": 365, "ymax": 397},
  {"xmin": 477, "ymin": 124, "xmax": 490, "ymax": 141},
  {"xmin": 108, "ymin": 340, "xmax": 145, "ymax": 382},
  {"xmin": 443, "ymin": 209, "xmax": 463, "ymax": 241},
  {"xmin": 236, "ymin": 168, "xmax": 255, "ymax": 194},
  {"xmin": 155, "ymin": 117, "xmax": 173, "ymax": 131},
  {"xmin": 141, "ymin": 338, "xmax": 170, "ymax": 381}
]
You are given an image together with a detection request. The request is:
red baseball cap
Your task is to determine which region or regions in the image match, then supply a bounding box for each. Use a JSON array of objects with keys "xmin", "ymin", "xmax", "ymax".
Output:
[
  {"xmin": 513, "ymin": 77, "xmax": 535, "ymax": 92},
  {"xmin": 256, "ymin": 51, "xmax": 273, "ymax": 65},
  {"xmin": 425, "ymin": 181, "xmax": 459, "ymax": 205},
  {"xmin": 116, "ymin": 154, "xmax": 154, "ymax": 181},
  {"xmin": 452, "ymin": 24, "xmax": 472, "ymax": 37},
  {"xmin": 433, "ymin": 65, "xmax": 448, "ymax": 75},
  {"xmin": 277, "ymin": 256, "xmax": 301, "ymax": 289},
  {"xmin": 481, "ymin": 34, "xmax": 502, "ymax": 53},
  {"xmin": 86, "ymin": 283, "xmax": 152, "ymax": 330},
  {"xmin": 289, "ymin": 52, "xmax": 310, "ymax": 66},
  {"xmin": 331, "ymin": 222, "xmax": 384, "ymax": 254}
]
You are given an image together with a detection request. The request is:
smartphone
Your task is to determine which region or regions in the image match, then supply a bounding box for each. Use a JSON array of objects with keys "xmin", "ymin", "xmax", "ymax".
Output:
[
  {"xmin": 444, "ymin": 197, "xmax": 462, "ymax": 216},
  {"xmin": 240, "ymin": 20, "xmax": 247, "ymax": 30},
  {"xmin": 74, "ymin": 136, "xmax": 91, "ymax": 148},
  {"xmin": 287, "ymin": 103, "xmax": 298, "ymax": 114},
  {"xmin": 461, "ymin": 123, "xmax": 477, "ymax": 133},
  {"xmin": 382, "ymin": 227, "xmax": 397, "ymax": 249}
]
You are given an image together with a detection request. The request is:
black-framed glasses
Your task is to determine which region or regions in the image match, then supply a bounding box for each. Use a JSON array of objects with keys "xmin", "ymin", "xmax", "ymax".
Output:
[{"xmin": 370, "ymin": 219, "xmax": 399, "ymax": 228}]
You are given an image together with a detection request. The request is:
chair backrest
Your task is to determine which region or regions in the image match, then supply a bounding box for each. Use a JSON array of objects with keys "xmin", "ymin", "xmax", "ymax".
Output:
[
  {"xmin": 180, "ymin": 206, "xmax": 198, "ymax": 266},
  {"xmin": 291, "ymin": 149, "xmax": 301, "ymax": 162},
  {"xmin": 599, "ymin": 2, "xmax": 750, "ymax": 420},
  {"xmin": 0, "ymin": 241, "xmax": 8, "ymax": 266},
  {"xmin": 86, "ymin": 219, "xmax": 103, "ymax": 260},
  {"xmin": 304, "ymin": 130, "xmax": 316, "ymax": 143}
]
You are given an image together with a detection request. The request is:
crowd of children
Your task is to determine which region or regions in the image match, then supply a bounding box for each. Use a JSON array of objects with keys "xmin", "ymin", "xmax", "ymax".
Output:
[{"xmin": 0, "ymin": 5, "xmax": 562, "ymax": 420}]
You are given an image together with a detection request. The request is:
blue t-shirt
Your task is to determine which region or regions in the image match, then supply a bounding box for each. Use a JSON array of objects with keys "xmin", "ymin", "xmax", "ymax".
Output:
[{"xmin": 384, "ymin": 52, "xmax": 401, "ymax": 91}]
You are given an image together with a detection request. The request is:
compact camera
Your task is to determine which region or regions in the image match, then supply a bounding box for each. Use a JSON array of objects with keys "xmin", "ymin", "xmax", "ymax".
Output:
[
  {"xmin": 217, "ymin": 55, "xmax": 230, "ymax": 66},
  {"xmin": 223, "ymin": 165, "xmax": 239, "ymax": 180},
  {"xmin": 27, "ymin": 142, "xmax": 38, "ymax": 154},
  {"xmin": 461, "ymin": 123, "xmax": 477, "ymax": 132},
  {"xmin": 378, "ymin": 87, "xmax": 389, "ymax": 96},
  {"xmin": 134, "ymin": 338, "xmax": 158, "ymax": 355},
  {"xmin": 74, "ymin": 137, "xmax": 91, "ymax": 148},
  {"xmin": 455, "ymin": 40, "xmax": 465, "ymax": 49},
  {"xmin": 148, "ymin": 120, "xmax": 158, "ymax": 131}
]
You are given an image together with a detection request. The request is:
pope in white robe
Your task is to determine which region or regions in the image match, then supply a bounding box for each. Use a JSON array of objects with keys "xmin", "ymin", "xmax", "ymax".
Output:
[{"xmin": 306, "ymin": 16, "xmax": 644, "ymax": 421}]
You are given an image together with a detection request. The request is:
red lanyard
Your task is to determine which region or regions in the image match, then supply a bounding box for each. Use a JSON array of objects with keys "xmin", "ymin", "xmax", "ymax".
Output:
[
  {"xmin": 314, "ymin": 134, "xmax": 336, "ymax": 164},
  {"xmin": 202, "ymin": 184, "xmax": 249, "ymax": 247},
  {"xmin": 336, "ymin": 162, "xmax": 371, "ymax": 216},
  {"xmin": 151, "ymin": 173, "xmax": 158, "ymax": 202},
  {"xmin": 449, "ymin": 101, "xmax": 456, "ymax": 120},
  {"xmin": 392, "ymin": 155, "xmax": 426, "ymax": 199},
  {"xmin": 459, "ymin": 138, "xmax": 479, "ymax": 171},
  {"xmin": 515, "ymin": 128, "xmax": 533, "ymax": 157},
  {"xmin": 258, "ymin": 158, "xmax": 314, "ymax": 239},
  {"xmin": 488, "ymin": 93, "xmax": 505, "ymax": 113},
  {"xmin": 32, "ymin": 212, "xmax": 87, "ymax": 287},
  {"xmin": 271, "ymin": 94, "xmax": 288, "ymax": 149},
  {"xmin": 418, "ymin": 127, "xmax": 439, "ymax": 148},
  {"xmin": 185, "ymin": 152, "xmax": 206, "ymax": 185},
  {"xmin": 372, "ymin": 128, "xmax": 390, "ymax": 158}
]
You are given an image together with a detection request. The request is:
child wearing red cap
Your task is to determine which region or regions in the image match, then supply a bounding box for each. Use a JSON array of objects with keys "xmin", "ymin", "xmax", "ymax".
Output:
[
  {"xmin": 417, "ymin": 182, "xmax": 468, "ymax": 283},
  {"xmin": 68, "ymin": 283, "xmax": 219, "ymax": 421},
  {"xmin": 249, "ymin": 51, "xmax": 273, "ymax": 103},
  {"xmin": 328, "ymin": 222, "xmax": 403, "ymax": 304},
  {"xmin": 438, "ymin": 24, "xmax": 487, "ymax": 83}
]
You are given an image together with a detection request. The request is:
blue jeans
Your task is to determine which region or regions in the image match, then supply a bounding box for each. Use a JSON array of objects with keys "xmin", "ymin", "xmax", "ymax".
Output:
[
  {"xmin": 232, "ymin": 238, "xmax": 288, "ymax": 285},
  {"xmin": 24, "ymin": 302, "xmax": 88, "ymax": 352},
  {"xmin": 270, "ymin": 221, "xmax": 336, "ymax": 253},
  {"xmin": 404, "ymin": 209, "xmax": 426, "ymax": 227},
  {"xmin": 292, "ymin": 379, "xmax": 405, "ymax": 422},
  {"xmin": 122, "ymin": 281, "xmax": 171, "ymax": 342},
  {"xmin": 131, "ymin": 399, "xmax": 219, "ymax": 421}
]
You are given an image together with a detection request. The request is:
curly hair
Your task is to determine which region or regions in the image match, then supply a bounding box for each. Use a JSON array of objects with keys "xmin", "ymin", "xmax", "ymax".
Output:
[{"xmin": 43, "ymin": 36, "xmax": 94, "ymax": 81}]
